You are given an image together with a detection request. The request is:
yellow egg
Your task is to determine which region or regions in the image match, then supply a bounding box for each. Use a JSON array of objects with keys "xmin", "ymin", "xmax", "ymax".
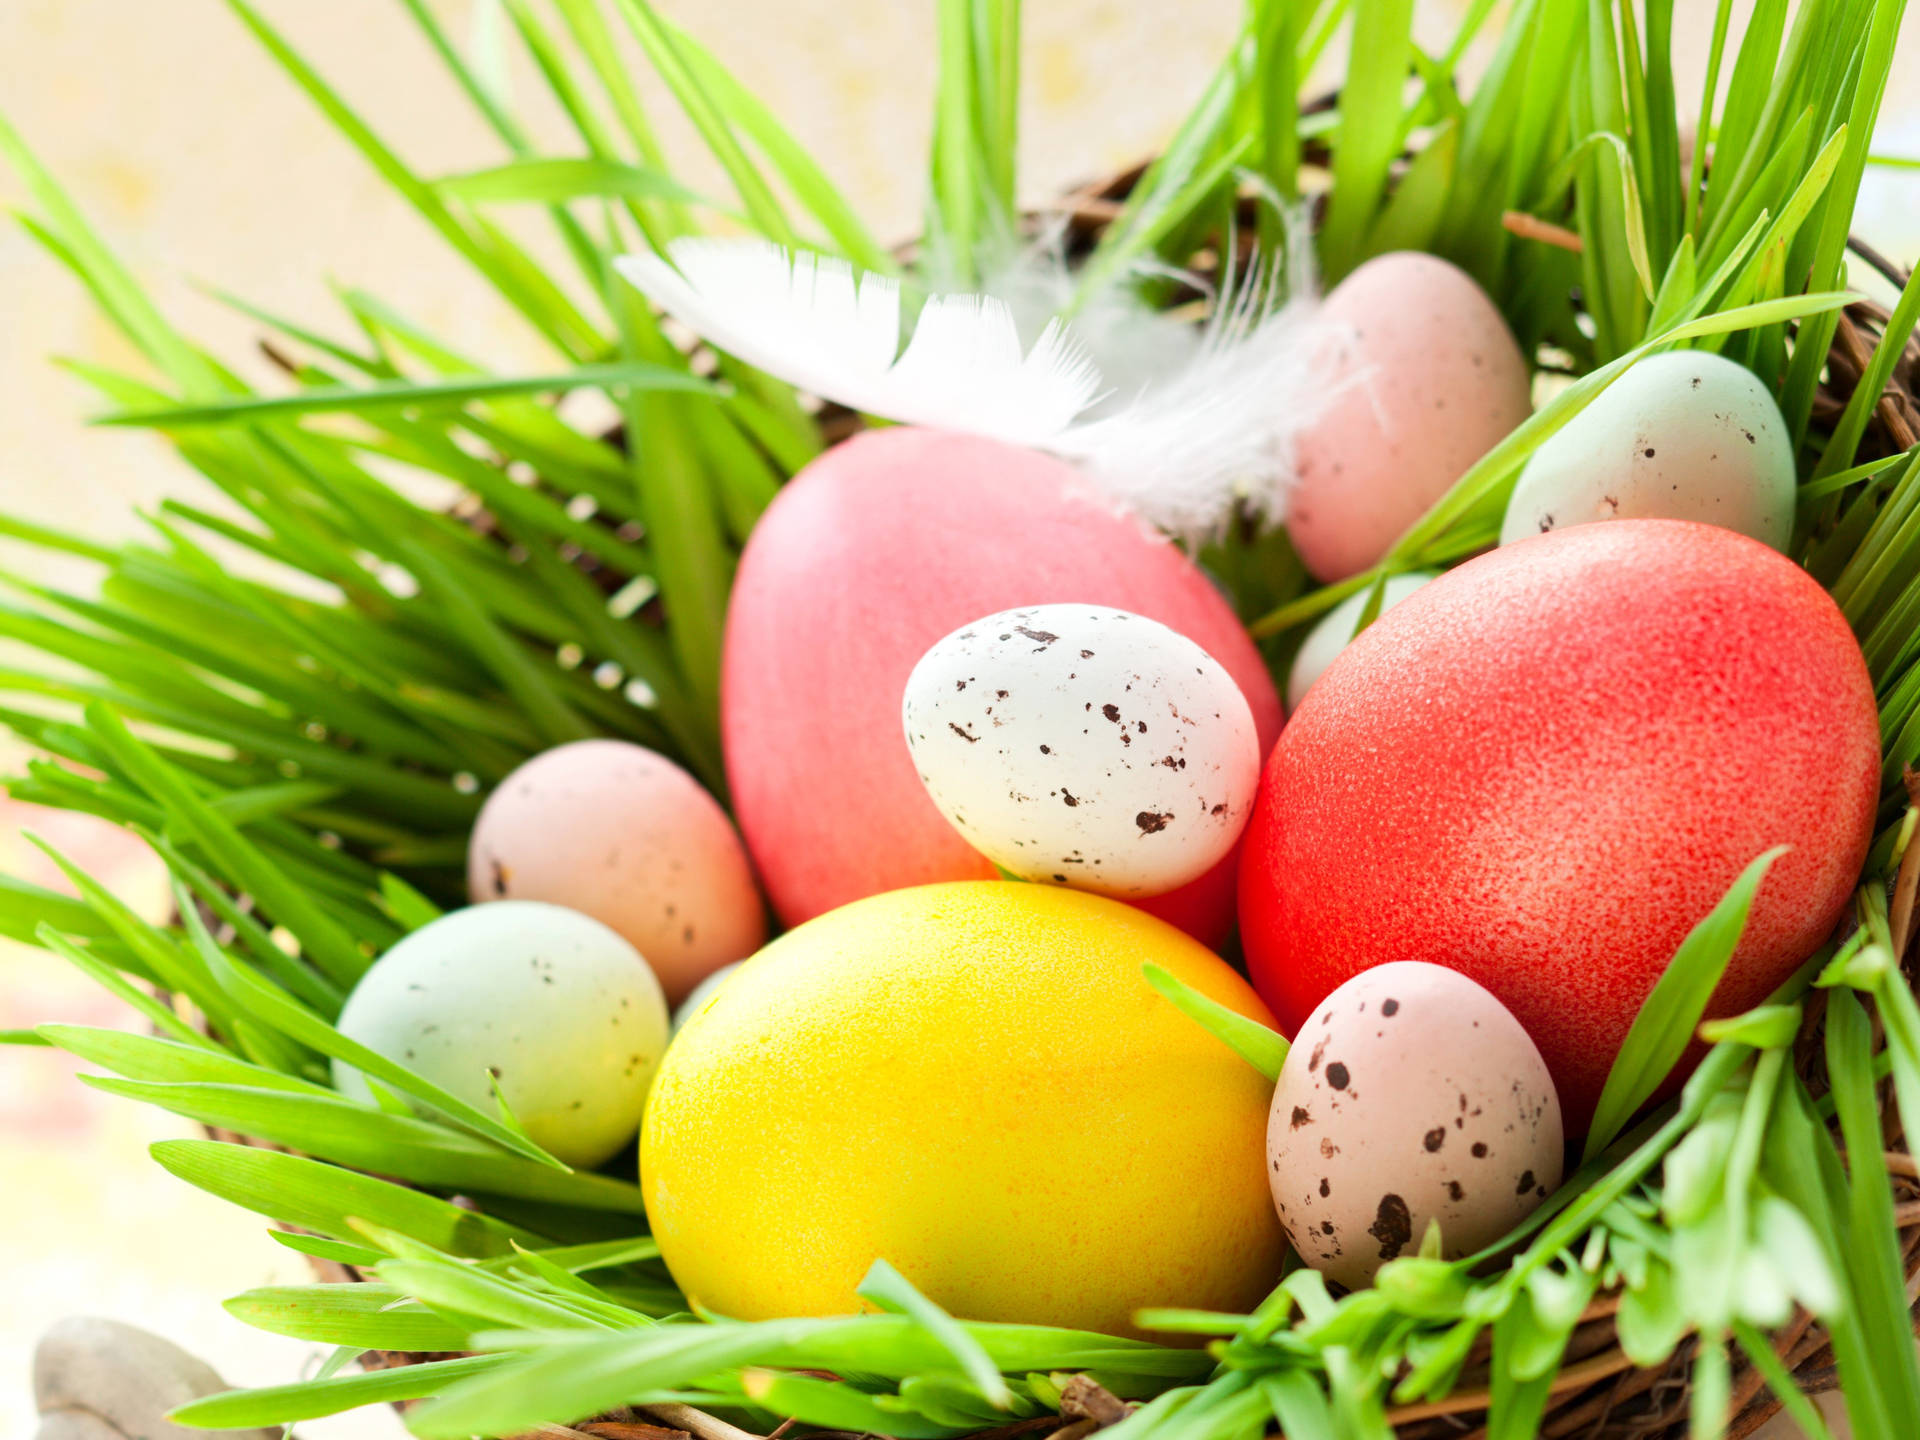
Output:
[{"xmin": 641, "ymin": 882, "xmax": 1284, "ymax": 1337}]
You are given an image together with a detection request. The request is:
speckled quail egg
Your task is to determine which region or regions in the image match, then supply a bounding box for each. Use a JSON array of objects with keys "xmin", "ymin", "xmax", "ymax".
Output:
[
  {"xmin": 1286, "ymin": 571, "xmax": 1438, "ymax": 711},
  {"xmin": 1500, "ymin": 350, "xmax": 1795, "ymax": 550},
  {"xmin": 334, "ymin": 901, "xmax": 670, "ymax": 1168},
  {"xmin": 468, "ymin": 739, "xmax": 765, "ymax": 1004},
  {"xmin": 902, "ymin": 604, "xmax": 1261, "ymax": 898},
  {"xmin": 1267, "ymin": 961, "xmax": 1564, "ymax": 1290}
]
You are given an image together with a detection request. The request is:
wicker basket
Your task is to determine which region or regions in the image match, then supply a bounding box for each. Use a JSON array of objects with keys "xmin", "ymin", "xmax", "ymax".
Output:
[{"xmin": 208, "ymin": 153, "xmax": 1920, "ymax": 1440}]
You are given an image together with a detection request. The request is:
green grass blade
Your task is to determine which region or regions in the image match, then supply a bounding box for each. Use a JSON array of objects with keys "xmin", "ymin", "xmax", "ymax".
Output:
[
  {"xmin": 659, "ymin": 16, "xmax": 895, "ymax": 272},
  {"xmin": 31, "ymin": 931, "xmax": 226, "ymax": 1053},
  {"xmin": 746, "ymin": 1372, "xmax": 968, "ymax": 1439},
  {"xmin": 150, "ymin": 1138, "xmax": 546, "ymax": 1254},
  {"xmin": 40, "ymin": 1024, "xmax": 328, "ymax": 1094},
  {"xmin": 226, "ymin": 1283, "xmax": 474, "ymax": 1352},
  {"xmin": 858, "ymin": 1259, "xmax": 1012, "ymax": 1407},
  {"xmin": 86, "ymin": 1074, "xmax": 645, "ymax": 1210},
  {"xmin": 0, "ymin": 108, "xmax": 216, "ymax": 393},
  {"xmin": 174, "ymin": 883, "xmax": 567, "ymax": 1170},
  {"xmin": 1585, "ymin": 847, "xmax": 1787, "ymax": 1159},
  {"xmin": 172, "ymin": 1354, "xmax": 507, "ymax": 1430},
  {"xmin": 1815, "ymin": 264, "xmax": 1920, "ymax": 481},
  {"xmin": 1825, "ymin": 987, "xmax": 1920, "ymax": 1434},
  {"xmin": 82, "ymin": 704, "xmax": 371, "ymax": 987},
  {"xmin": 608, "ymin": 0, "xmax": 795, "ymax": 244},
  {"xmin": 438, "ymin": 157, "xmax": 718, "ymax": 212},
  {"xmin": 97, "ymin": 361, "xmax": 712, "ymax": 428},
  {"xmin": 223, "ymin": 0, "xmax": 602, "ymax": 358},
  {"xmin": 1318, "ymin": 0, "xmax": 1414, "ymax": 277},
  {"xmin": 1142, "ymin": 964, "xmax": 1289, "ymax": 1080}
]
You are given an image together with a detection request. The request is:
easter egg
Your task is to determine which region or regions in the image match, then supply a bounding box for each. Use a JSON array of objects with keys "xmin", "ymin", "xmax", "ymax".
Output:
[
  {"xmin": 1285, "ymin": 571, "xmax": 1436, "ymax": 711},
  {"xmin": 1240, "ymin": 520, "xmax": 1879, "ymax": 1132},
  {"xmin": 1500, "ymin": 351, "xmax": 1795, "ymax": 550},
  {"xmin": 670, "ymin": 960, "xmax": 739, "ymax": 1034},
  {"xmin": 903, "ymin": 605, "xmax": 1260, "ymax": 897},
  {"xmin": 1286, "ymin": 253, "xmax": 1532, "ymax": 582},
  {"xmin": 467, "ymin": 739, "xmax": 764, "ymax": 1003},
  {"xmin": 644, "ymin": 882, "xmax": 1285, "ymax": 1336},
  {"xmin": 721, "ymin": 427, "xmax": 1283, "ymax": 941},
  {"xmin": 335, "ymin": 901, "xmax": 669, "ymax": 1168},
  {"xmin": 1269, "ymin": 963, "xmax": 1562, "ymax": 1290}
]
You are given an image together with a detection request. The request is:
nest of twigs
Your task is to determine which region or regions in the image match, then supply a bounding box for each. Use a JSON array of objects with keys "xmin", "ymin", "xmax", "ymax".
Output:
[{"xmin": 194, "ymin": 148, "xmax": 1920, "ymax": 1440}]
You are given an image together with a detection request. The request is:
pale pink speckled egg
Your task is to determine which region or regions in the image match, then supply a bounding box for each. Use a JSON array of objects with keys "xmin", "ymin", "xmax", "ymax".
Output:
[
  {"xmin": 468, "ymin": 739, "xmax": 766, "ymax": 1002},
  {"xmin": 1267, "ymin": 962, "xmax": 1563, "ymax": 1291},
  {"xmin": 1286, "ymin": 253, "xmax": 1533, "ymax": 582}
]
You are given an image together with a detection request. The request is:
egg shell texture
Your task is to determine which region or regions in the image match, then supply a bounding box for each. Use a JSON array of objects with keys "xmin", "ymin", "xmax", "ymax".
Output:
[
  {"xmin": 903, "ymin": 605, "xmax": 1260, "ymax": 897},
  {"xmin": 1286, "ymin": 252, "xmax": 1533, "ymax": 582},
  {"xmin": 1269, "ymin": 963, "xmax": 1563, "ymax": 1290},
  {"xmin": 1499, "ymin": 351, "xmax": 1796, "ymax": 550},
  {"xmin": 467, "ymin": 739, "xmax": 765, "ymax": 1003},
  {"xmin": 1241, "ymin": 520, "xmax": 1880, "ymax": 1132},
  {"xmin": 644, "ymin": 882, "xmax": 1286, "ymax": 1338},
  {"xmin": 722, "ymin": 426, "xmax": 1283, "ymax": 940},
  {"xmin": 334, "ymin": 901, "xmax": 670, "ymax": 1168},
  {"xmin": 1285, "ymin": 571, "xmax": 1437, "ymax": 712}
]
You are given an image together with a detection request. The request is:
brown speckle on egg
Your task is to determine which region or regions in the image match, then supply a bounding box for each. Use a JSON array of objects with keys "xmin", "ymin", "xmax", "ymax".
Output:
[{"xmin": 1367, "ymin": 1194, "xmax": 1412, "ymax": 1261}]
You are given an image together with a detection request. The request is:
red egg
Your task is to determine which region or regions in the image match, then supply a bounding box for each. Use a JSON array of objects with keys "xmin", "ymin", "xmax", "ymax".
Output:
[
  {"xmin": 723, "ymin": 427, "xmax": 1283, "ymax": 941},
  {"xmin": 1240, "ymin": 520, "xmax": 1879, "ymax": 1131}
]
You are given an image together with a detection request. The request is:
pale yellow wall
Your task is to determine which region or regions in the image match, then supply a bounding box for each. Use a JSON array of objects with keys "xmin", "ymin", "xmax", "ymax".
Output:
[{"xmin": 0, "ymin": 3, "xmax": 1914, "ymax": 1435}]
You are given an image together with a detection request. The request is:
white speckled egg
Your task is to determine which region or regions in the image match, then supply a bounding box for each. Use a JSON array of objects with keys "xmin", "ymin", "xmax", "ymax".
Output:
[
  {"xmin": 671, "ymin": 960, "xmax": 741, "ymax": 1034},
  {"xmin": 1287, "ymin": 253, "xmax": 1534, "ymax": 582},
  {"xmin": 1286, "ymin": 571, "xmax": 1437, "ymax": 711},
  {"xmin": 468, "ymin": 739, "xmax": 765, "ymax": 1003},
  {"xmin": 334, "ymin": 901, "xmax": 669, "ymax": 1168},
  {"xmin": 1499, "ymin": 351, "xmax": 1795, "ymax": 550},
  {"xmin": 1268, "ymin": 962, "xmax": 1563, "ymax": 1291},
  {"xmin": 902, "ymin": 604, "xmax": 1260, "ymax": 898}
]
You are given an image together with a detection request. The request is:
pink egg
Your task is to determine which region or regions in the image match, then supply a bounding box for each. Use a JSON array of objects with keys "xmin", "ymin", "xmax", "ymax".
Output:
[
  {"xmin": 468, "ymin": 739, "xmax": 766, "ymax": 1002},
  {"xmin": 721, "ymin": 427, "xmax": 1284, "ymax": 940},
  {"xmin": 1286, "ymin": 253, "xmax": 1533, "ymax": 582}
]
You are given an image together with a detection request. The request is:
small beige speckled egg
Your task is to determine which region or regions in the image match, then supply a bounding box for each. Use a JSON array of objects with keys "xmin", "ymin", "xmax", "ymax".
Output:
[
  {"xmin": 902, "ymin": 604, "xmax": 1261, "ymax": 898},
  {"xmin": 1287, "ymin": 253, "xmax": 1533, "ymax": 582},
  {"xmin": 468, "ymin": 739, "xmax": 765, "ymax": 1003},
  {"xmin": 1267, "ymin": 961, "xmax": 1563, "ymax": 1290}
]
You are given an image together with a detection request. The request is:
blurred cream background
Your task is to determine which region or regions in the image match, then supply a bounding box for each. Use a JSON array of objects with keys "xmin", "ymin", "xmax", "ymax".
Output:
[{"xmin": 0, "ymin": 2, "xmax": 1914, "ymax": 1436}]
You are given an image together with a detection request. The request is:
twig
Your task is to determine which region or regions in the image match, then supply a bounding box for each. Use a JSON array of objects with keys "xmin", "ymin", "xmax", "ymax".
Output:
[
  {"xmin": 1892, "ymin": 786, "xmax": 1920, "ymax": 961},
  {"xmin": 1386, "ymin": 1346, "xmax": 1639, "ymax": 1423},
  {"xmin": 1501, "ymin": 211, "xmax": 1584, "ymax": 253},
  {"xmin": 639, "ymin": 1404, "xmax": 765, "ymax": 1440}
]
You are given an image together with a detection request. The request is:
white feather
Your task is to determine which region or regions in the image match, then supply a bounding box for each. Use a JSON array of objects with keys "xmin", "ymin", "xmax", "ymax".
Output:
[
  {"xmin": 614, "ymin": 243, "xmax": 1101, "ymax": 447},
  {"xmin": 1049, "ymin": 225, "xmax": 1326, "ymax": 539},
  {"xmin": 615, "ymin": 221, "xmax": 1327, "ymax": 540}
]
